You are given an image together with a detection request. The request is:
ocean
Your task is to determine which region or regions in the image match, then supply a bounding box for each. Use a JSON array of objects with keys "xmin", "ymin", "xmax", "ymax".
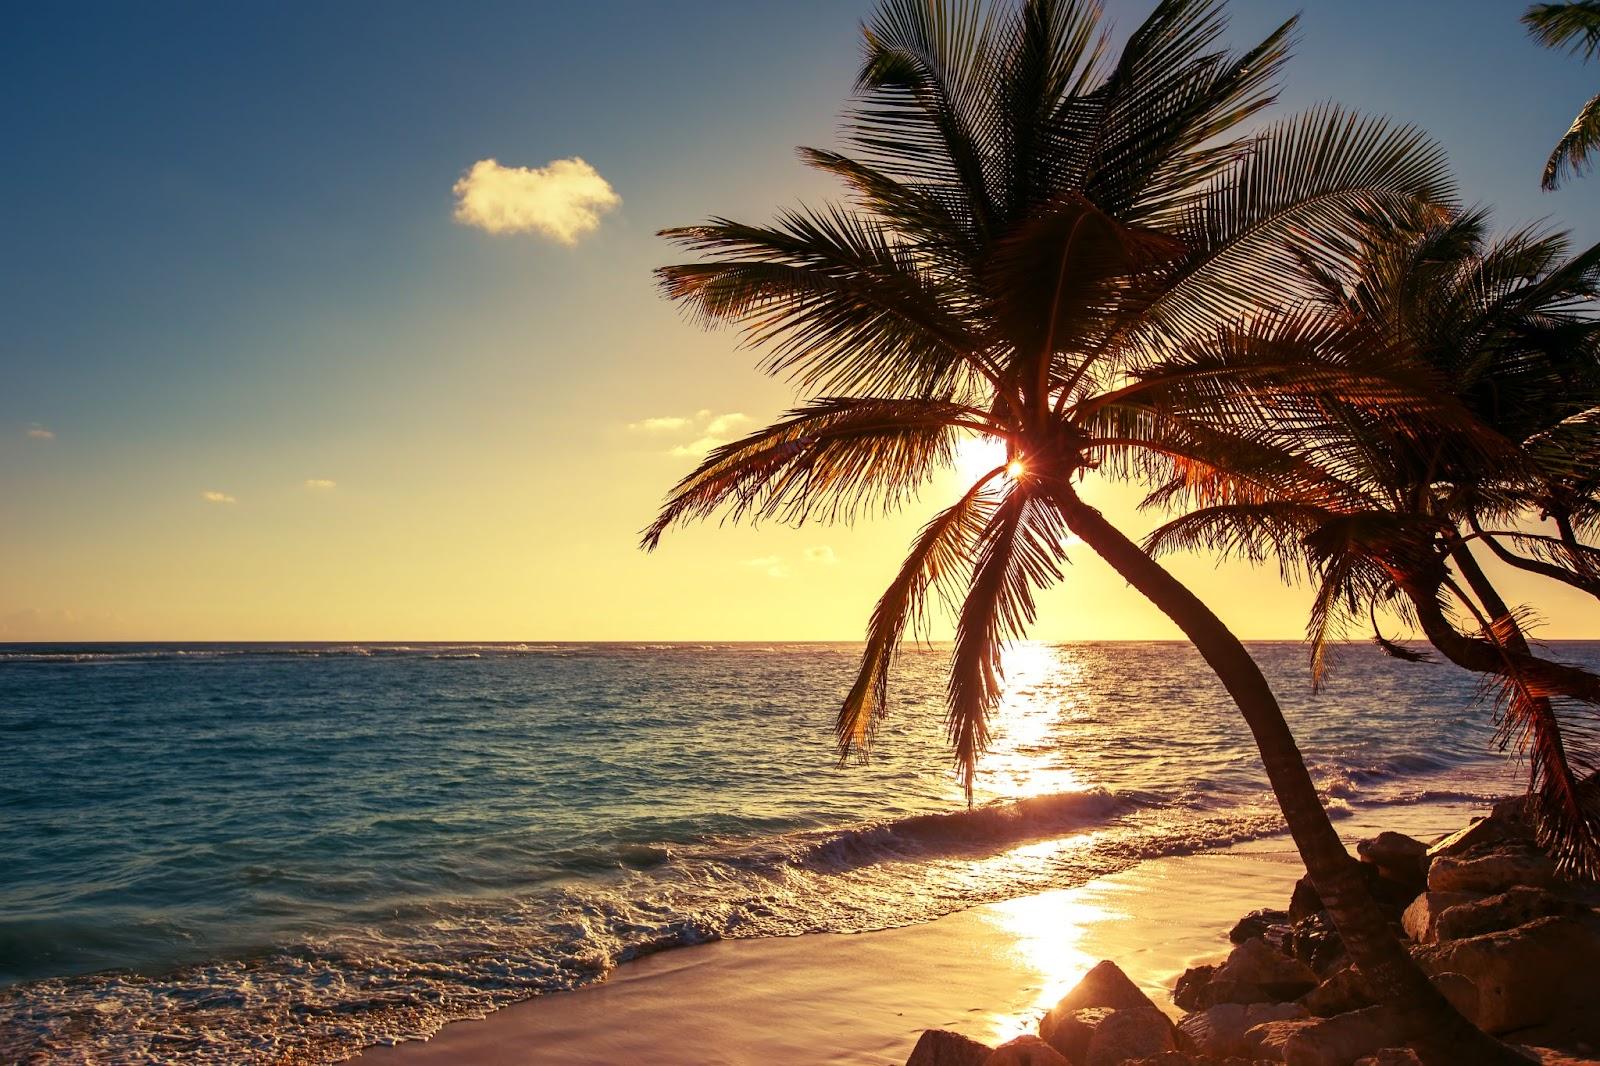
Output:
[{"xmin": 1, "ymin": 640, "xmax": 1586, "ymax": 1064}]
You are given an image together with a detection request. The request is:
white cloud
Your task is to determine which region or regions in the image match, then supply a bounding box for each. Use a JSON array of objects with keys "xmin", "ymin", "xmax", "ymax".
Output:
[
  {"xmin": 629, "ymin": 410, "xmax": 752, "ymax": 457},
  {"xmin": 26, "ymin": 425, "xmax": 54, "ymax": 440},
  {"xmin": 452, "ymin": 157, "xmax": 620, "ymax": 244},
  {"xmin": 304, "ymin": 479, "xmax": 337, "ymax": 490},
  {"xmin": 200, "ymin": 490, "xmax": 237, "ymax": 504},
  {"xmin": 803, "ymin": 545, "xmax": 837, "ymax": 564},
  {"xmin": 744, "ymin": 555, "xmax": 789, "ymax": 579},
  {"xmin": 628, "ymin": 416, "xmax": 693, "ymax": 433}
]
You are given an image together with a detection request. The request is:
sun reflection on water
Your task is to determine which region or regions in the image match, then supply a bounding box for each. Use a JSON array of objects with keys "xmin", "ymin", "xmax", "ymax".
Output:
[{"xmin": 977, "ymin": 642, "xmax": 1089, "ymax": 801}]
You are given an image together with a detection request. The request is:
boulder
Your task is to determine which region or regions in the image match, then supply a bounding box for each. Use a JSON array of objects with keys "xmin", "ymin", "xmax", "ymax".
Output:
[
  {"xmin": 1357, "ymin": 832, "xmax": 1430, "ymax": 887},
  {"xmin": 1171, "ymin": 964, "xmax": 1215, "ymax": 1012},
  {"xmin": 1401, "ymin": 891, "xmax": 1480, "ymax": 944},
  {"xmin": 908, "ymin": 1029, "xmax": 994, "ymax": 1066},
  {"xmin": 1289, "ymin": 876, "xmax": 1324, "ymax": 924},
  {"xmin": 1287, "ymin": 912, "xmax": 1347, "ymax": 974},
  {"xmin": 1243, "ymin": 1005, "xmax": 1410, "ymax": 1065},
  {"xmin": 1301, "ymin": 961, "xmax": 1376, "ymax": 1017},
  {"xmin": 1231, "ymin": 908, "xmax": 1292, "ymax": 946},
  {"xmin": 1427, "ymin": 800, "xmax": 1534, "ymax": 865},
  {"xmin": 1175, "ymin": 1002, "xmax": 1307, "ymax": 1058},
  {"xmin": 1048, "ymin": 959, "xmax": 1159, "ymax": 1015},
  {"xmin": 1434, "ymin": 886, "xmax": 1587, "ymax": 941},
  {"xmin": 1207, "ymin": 937, "xmax": 1318, "ymax": 1004},
  {"xmin": 1039, "ymin": 1006, "xmax": 1115, "ymax": 1063},
  {"xmin": 1084, "ymin": 1007, "xmax": 1176, "ymax": 1066},
  {"xmin": 1430, "ymin": 971, "xmax": 1479, "ymax": 1023},
  {"xmin": 1428, "ymin": 843, "xmax": 1559, "ymax": 895},
  {"xmin": 1353, "ymin": 1051, "xmax": 1422, "ymax": 1066},
  {"xmin": 1412, "ymin": 914, "xmax": 1600, "ymax": 1033},
  {"xmin": 984, "ymin": 1035, "xmax": 1071, "ymax": 1066}
]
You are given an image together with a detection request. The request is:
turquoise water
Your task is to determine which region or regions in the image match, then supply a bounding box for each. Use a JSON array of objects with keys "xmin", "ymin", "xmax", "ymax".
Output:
[{"xmin": 2, "ymin": 640, "xmax": 1586, "ymax": 1063}]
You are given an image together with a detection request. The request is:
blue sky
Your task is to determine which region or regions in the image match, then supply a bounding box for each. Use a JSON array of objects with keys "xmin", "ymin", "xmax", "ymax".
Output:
[{"xmin": 3, "ymin": 1, "xmax": 1597, "ymax": 640}]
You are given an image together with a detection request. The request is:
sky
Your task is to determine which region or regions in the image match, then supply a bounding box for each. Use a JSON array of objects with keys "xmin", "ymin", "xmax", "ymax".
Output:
[{"xmin": 2, "ymin": 0, "xmax": 1598, "ymax": 642}]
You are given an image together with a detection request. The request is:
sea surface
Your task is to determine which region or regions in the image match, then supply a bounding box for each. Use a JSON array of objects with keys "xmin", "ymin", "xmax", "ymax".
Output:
[{"xmin": 2, "ymin": 640, "xmax": 1590, "ymax": 1064}]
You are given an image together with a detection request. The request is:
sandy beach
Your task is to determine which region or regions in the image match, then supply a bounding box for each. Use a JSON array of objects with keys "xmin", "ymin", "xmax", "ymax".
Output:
[{"xmin": 352, "ymin": 800, "xmax": 1484, "ymax": 1066}]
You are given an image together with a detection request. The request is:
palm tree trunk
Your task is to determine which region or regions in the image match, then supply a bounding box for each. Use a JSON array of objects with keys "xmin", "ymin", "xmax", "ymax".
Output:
[{"xmin": 1049, "ymin": 485, "xmax": 1518, "ymax": 1064}]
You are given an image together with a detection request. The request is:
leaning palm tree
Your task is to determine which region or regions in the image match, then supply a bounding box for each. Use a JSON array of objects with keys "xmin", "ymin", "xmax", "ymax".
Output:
[
  {"xmin": 643, "ymin": 0, "xmax": 1514, "ymax": 1058},
  {"xmin": 1139, "ymin": 207, "xmax": 1600, "ymax": 875},
  {"xmin": 1525, "ymin": 2, "xmax": 1600, "ymax": 188}
]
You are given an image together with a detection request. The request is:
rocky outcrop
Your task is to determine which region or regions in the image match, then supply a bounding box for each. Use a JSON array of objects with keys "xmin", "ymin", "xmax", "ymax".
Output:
[
  {"xmin": 1357, "ymin": 832, "xmax": 1429, "ymax": 888},
  {"xmin": 1084, "ymin": 1007, "xmax": 1176, "ymax": 1066},
  {"xmin": 1204, "ymin": 937, "xmax": 1317, "ymax": 1005},
  {"xmin": 908, "ymin": 1029, "xmax": 994, "ymax": 1066},
  {"xmin": 1428, "ymin": 843, "xmax": 1560, "ymax": 895},
  {"xmin": 1400, "ymin": 891, "xmax": 1480, "ymax": 944},
  {"xmin": 1229, "ymin": 908, "xmax": 1291, "ymax": 947},
  {"xmin": 984, "ymin": 1035, "xmax": 1072, "ymax": 1066},
  {"xmin": 1046, "ymin": 960, "xmax": 1160, "ymax": 1016},
  {"xmin": 1041, "ymin": 1007, "xmax": 1116, "ymax": 1063},
  {"xmin": 1433, "ymin": 886, "xmax": 1587, "ymax": 941},
  {"xmin": 1243, "ymin": 1004, "xmax": 1410, "ymax": 1065},
  {"xmin": 1171, "ymin": 964, "xmax": 1215, "ymax": 1012},
  {"xmin": 1412, "ymin": 914, "xmax": 1600, "ymax": 1034},
  {"xmin": 1175, "ymin": 1001, "xmax": 1307, "ymax": 1058}
]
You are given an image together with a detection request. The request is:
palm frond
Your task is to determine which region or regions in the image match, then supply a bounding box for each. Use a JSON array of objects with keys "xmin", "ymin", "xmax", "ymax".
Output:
[
  {"xmin": 640, "ymin": 397, "xmax": 987, "ymax": 549},
  {"xmin": 1524, "ymin": 2, "xmax": 1600, "ymax": 59},
  {"xmin": 838, "ymin": 473, "xmax": 1005, "ymax": 759},
  {"xmin": 1542, "ymin": 91, "xmax": 1600, "ymax": 190},
  {"xmin": 947, "ymin": 487, "xmax": 1068, "ymax": 799}
]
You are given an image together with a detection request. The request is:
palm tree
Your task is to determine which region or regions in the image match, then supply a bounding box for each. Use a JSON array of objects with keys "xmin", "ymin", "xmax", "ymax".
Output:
[
  {"xmin": 1525, "ymin": 2, "xmax": 1600, "ymax": 188},
  {"xmin": 1140, "ymin": 207, "xmax": 1600, "ymax": 875},
  {"xmin": 642, "ymin": 0, "xmax": 1515, "ymax": 1058}
]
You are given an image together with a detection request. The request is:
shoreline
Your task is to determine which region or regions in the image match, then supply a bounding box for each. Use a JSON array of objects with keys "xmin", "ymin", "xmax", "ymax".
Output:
[{"xmin": 349, "ymin": 799, "xmax": 1486, "ymax": 1066}]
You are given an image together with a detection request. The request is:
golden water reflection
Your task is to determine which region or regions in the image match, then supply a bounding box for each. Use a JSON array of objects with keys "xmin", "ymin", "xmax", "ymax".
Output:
[{"xmin": 977, "ymin": 642, "xmax": 1089, "ymax": 801}]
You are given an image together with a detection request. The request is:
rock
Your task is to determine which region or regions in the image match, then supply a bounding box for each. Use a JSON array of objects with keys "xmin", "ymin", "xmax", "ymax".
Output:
[
  {"xmin": 1048, "ymin": 959, "xmax": 1159, "ymax": 1015},
  {"xmin": 1514, "ymin": 1047, "xmax": 1600, "ymax": 1065},
  {"xmin": 1434, "ymin": 886, "xmax": 1587, "ymax": 941},
  {"xmin": 907, "ymin": 1029, "xmax": 994, "ymax": 1066},
  {"xmin": 1207, "ymin": 937, "xmax": 1318, "ymax": 1004},
  {"xmin": 1358, "ymin": 832, "xmax": 1430, "ymax": 886},
  {"xmin": 1231, "ymin": 908, "xmax": 1292, "ymax": 946},
  {"xmin": 1289, "ymin": 876, "xmax": 1323, "ymax": 924},
  {"xmin": 1301, "ymin": 961, "xmax": 1376, "ymax": 1017},
  {"xmin": 1401, "ymin": 891, "xmax": 1480, "ymax": 944},
  {"xmin": 1084, "ymin": 1007, "xmax": 1176, "ymax": 1066},
  {"xmin": 984, "ymin": 1035, "xmax": 1071, "ymax": 1066},
  {"xmin": 1287, "ymin": 912, "xmax": 1347, "ymax": 974},
  {"xmin": 1244, "ymin": 1005, "xmax": 1410, "ymax": 1065},
  {"xmin": 1428, "ymin": 843, "xmax": 1560, "ymax": 895},
  {"xmin": 1176, "ymin": 1002, "xmax": 1307, "ymax": 1058},
  {"xmin": 1172, "ymin": 964, "xmax": 1215, "ymax": 1012},
  {"xmin": 1430, "ymin": 971, "xmax": 1479, "ymax": 1023},
  {"xmin": 1412, "ymin": 914, "xmax": 1600, "ymax": 1033},
  {"xmin": 1427, "ymin": 801, "xmax": 1534, "ymax": 865},
  {"xmin": 1353, "ymin": 1051, "xmax": 1422, "ymax": 1066},
  {"xmin": 1039, "ymin": 1006, "xmax": 1115, "ymax": 1063}
]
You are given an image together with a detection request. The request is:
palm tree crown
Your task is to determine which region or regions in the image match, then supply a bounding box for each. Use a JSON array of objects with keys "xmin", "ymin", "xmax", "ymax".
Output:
[{"xmin": 1525, "ymin": 2, "xmax": 1600, "ymax": 188}]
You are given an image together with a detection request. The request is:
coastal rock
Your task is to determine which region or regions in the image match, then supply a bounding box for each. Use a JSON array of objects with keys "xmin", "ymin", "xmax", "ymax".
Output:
[
  {"xmin": 1084, "ymin": 1006, "xmax": 1176, "ymax": 1066},
  {"xmin": 1243, "ymin": 1004, "xmax": 1409, "ymax": 1065},
  {"xmin": 1352, "ymin": 1051, "xmax": 1422, "ymax": 1066},
  {"xmin": 1287, "ymin": 913, "xmax": 1347, "ymax": 974},
  {"xmin": 1412, "ymin": 914, "xmax": 1600, "ymax": 1033},
  {"xmin": 1426, "ymin": 797, "xmax": 1534, "ymax": 864},
  {"xmin": 1040, "ymin": 1006, "xmax": 1115, "ymax": 1063},
  {"xmin": 1207, "ymin": 937, "xmax": 1317, "ymax": 1004},
  {"xmin": 984, "ymin": 1035, "xmax": 1071, "ymax": 1066},
  {"xmin": 908, "ymin": 1028, "xmax": 994, "ymax": 1066},
  {"xmin": 1231, "ymin": 908, "xmax": 1292, "ymax": 947},
  {"xmin": 1172, "ymin": 964, "xmax": 1216, "ymax": 1012},
  {"xmin": 1289, "ymin": 877, "xmax": 1324, "ymax": 924},
  {"xmin": 1047, "ymin": 960, "xmax": 1160, "ymax": 1016},
  {"xmin": 1301, "ymin": 962, "xmax": 1375, "ymax": 1017},
  {"xmin": 1175, "ymin": 1002, "xmax": 1307, "ymax": 1058},
  {"xmin": 1433, "ymin": 886, "xmax": 1586, "ymax": 941},
  {"xmin": 1400, "ymin": 891, "xmax": 1480, "ymax": 944},
  {"xmin": 1357, "ymin": 832, "xmax": 1429, "ymax": 887},
  {"xmin": 1427, "ymin": 844, "xmax": 1559, "ymax": 895}
]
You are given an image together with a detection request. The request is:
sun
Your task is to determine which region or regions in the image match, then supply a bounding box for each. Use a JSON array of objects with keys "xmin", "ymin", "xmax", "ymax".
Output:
[{"xmin": 1005, "ymin": 459, "xmax": 1026, "ymax": 481}]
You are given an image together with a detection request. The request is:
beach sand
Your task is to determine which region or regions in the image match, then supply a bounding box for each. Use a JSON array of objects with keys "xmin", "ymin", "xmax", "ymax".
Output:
[{"xmin": 349, "ymin": 799, "xmax": 1482, "ymax": 1066}]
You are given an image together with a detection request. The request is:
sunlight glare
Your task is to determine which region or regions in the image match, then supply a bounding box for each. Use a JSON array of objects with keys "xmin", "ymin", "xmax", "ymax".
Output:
[{"xmin": 954, "ymin": 435, "xmax": 1008, "ymax": 485}]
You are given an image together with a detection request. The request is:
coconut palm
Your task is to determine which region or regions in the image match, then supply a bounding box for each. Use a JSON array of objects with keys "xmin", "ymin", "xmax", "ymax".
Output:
[
  {"xmin": 1140, "ymin": 208, "xmax": 1600, "ymax": 875},
  {"xmin": 642, "ymin": 0, "xmax": 1515, "ymax": 1058},
  {"xmin": 1525, "ymin": 2, "xmax": 1600, "ymax": 188}
]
